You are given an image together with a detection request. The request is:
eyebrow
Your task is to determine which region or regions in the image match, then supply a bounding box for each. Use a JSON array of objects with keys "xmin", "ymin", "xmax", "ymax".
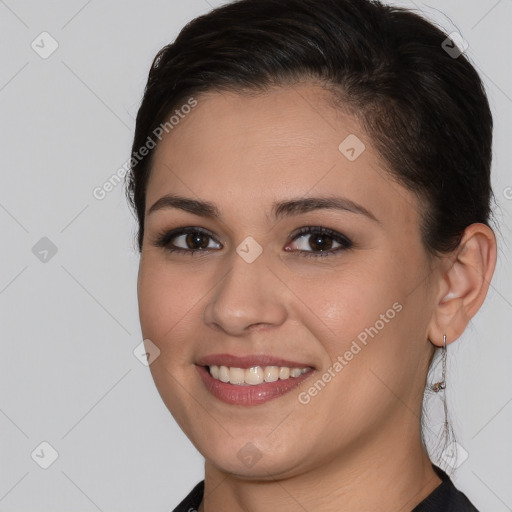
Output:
[{"xmin": 147, "ymin": 194, "xmax": 379, "ymax": 223}]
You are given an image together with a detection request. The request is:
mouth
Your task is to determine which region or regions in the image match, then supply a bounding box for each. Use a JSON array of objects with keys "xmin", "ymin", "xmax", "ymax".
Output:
[{"xmin": 195, "ymin": 354, "xmax": 315, "ymax": 406}]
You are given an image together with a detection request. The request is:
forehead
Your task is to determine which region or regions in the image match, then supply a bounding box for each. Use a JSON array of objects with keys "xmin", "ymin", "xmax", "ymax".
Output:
[{"xmin": 145, "ymin": 85, "xmax": 421, "ymax": 231}]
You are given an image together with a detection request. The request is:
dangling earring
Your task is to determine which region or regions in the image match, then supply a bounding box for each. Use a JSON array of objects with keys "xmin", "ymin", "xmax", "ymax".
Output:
[{"xmin": 432, "ymin": 334, "xmax": 447, "ymax": 392}]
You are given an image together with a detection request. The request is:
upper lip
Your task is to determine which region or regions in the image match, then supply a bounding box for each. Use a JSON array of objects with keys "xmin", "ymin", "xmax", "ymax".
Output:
[{"xmin": 196, "ymin": 353, "xmax": 313, "ymax": 369}]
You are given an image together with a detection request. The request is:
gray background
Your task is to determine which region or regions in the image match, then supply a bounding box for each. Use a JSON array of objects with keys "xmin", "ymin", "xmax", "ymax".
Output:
[{"xmin": 1, "ymin": 1, "xmax": 511, "ymax": 510}]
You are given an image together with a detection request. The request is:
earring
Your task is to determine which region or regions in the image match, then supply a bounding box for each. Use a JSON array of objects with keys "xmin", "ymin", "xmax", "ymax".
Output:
[{"xmin": 432, "ymin": 334, "xmax": 447, "ymax": 392}]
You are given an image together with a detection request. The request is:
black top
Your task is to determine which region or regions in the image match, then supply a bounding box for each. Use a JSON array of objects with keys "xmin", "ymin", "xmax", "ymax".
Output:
[{"xmin": 171, "ymin": 465, "xmax": 479, "ymax": 511}]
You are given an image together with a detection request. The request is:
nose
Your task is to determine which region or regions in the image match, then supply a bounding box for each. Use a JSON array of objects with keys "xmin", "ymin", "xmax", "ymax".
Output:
[{"xmin": 203, "ymin": 250, "xmax": 288, "ymax": 336}]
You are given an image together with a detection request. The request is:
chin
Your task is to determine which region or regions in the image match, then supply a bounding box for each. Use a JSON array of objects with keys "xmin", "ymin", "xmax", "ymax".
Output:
[{"xmin": 195, "ymin": 430, "xmax": 311, "ymax": 480}]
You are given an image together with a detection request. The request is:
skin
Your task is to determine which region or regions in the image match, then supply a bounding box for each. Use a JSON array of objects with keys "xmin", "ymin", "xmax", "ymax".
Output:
[{"xmin": 136, "ymin": 83, "xmax": 497, "ymax": 512}]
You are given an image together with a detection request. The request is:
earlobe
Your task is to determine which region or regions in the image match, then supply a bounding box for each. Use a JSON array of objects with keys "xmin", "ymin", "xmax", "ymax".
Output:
[{"xmin": 427, "ymin": 223, "xmax": 497, "ymax": 346}]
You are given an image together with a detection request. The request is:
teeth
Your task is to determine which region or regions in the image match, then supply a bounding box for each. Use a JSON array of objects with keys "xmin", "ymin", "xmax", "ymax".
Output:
[
  {"xmin": 229, "ymin": 367, "xmax": 245, "ymax": 385},
  {"xmin": 279, "ymin": 367, "xmax": 290, "ymax": 379},
  {"xmin": 210, "ymin": 365, "xmax": 219, "ymax": 379},
  {"xmin": 218, "ymin": 365, "xmax": 230, "ymax": 383},
  {"xmin": 208, "ymin": 365, "xmax": 309, "ymax": 385},
  {"xmin": 245, "ymin": 366, "xmax": 264, "ymax": 385},
  {"xmin": 264, "ymin": 366, "xmax": 279, "ymax": 382}
]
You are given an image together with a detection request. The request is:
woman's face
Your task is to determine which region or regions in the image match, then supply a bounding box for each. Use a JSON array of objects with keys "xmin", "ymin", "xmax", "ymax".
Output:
[{"xmin": 137, "ymin": 84, "xmax": 439, "ymax": 478}]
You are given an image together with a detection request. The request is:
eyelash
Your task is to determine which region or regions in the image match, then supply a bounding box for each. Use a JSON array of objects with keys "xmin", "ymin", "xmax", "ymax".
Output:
[{"xmin": 152, "ymin": 226, "xmax": 353, "ymax": 258}]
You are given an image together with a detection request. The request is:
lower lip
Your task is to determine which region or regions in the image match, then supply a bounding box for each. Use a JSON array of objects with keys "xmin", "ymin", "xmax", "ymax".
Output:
[{"xmin": 196, "ymin": 365, "xmax": 314, "ymax": 406}]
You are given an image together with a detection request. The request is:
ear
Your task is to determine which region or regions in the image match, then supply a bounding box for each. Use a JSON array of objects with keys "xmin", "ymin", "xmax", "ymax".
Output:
[{"xmin": 428, "ymin": 223, "xmax": 497, "ymax": 347}]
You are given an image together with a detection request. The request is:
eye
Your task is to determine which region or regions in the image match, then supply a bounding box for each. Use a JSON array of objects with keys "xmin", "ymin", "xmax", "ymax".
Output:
[
  {"xmin": 152, "ymin": 225, "xmax": 353, "ymax": 258},
  {"xmin": 286, "ymin": 226, "xmax": 353, "ymax": 258},
  {"xmin": 153, "ymin": 227, "xmax": 221, "ymax": 255}
]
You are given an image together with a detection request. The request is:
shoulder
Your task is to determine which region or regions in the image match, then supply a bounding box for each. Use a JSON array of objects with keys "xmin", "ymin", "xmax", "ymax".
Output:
[
  {"xmin": 171, "ymin": 480, "xmax": 204, "ymax": 512},
  {"xmin": 171, "ymin": 469, "xmax": 479, "ymax": 512},
  {"xmin": 412, "ymin": 465, "xmax": 479, "ymax": 512}
]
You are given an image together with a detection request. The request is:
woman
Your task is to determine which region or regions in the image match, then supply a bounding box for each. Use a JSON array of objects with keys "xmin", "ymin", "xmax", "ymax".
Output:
[{"xmin": 125, "ymin": 0, "xmax": 497, "ymax": 510}]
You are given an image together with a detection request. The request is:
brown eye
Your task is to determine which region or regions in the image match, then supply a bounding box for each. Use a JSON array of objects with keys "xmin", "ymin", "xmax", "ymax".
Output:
[
  {"xmin": 153, "ymin": 227, "xmax": 222, "ymax": 255},
  {"xmin": 308, "ymin": 233, "xmax": 335, "ymax": 251},
  {"xmin": 184, "ymin": 232, "xmax": 210, "ymax": 250},
  {"xmin": 287, "ymin": 226, "xmax": 353, "ymax": 258}
]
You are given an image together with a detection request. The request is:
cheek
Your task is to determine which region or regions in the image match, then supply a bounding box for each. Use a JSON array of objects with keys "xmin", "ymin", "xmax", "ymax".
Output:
[
  {"xmin": 137, "ymin": 259, "xmax": 202, "ymax": 422},
  {"xmin": 137, "ymin": 257, "xmax": 200, "ymax": 344},
  {"xmin": 290, "ymin": 263, "xmax": 396, "ymax": 345}
]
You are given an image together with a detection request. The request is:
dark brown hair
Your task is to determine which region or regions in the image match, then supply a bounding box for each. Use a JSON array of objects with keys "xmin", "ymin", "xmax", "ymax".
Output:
[{"xmin": 125, "ymin": 0, "xmax": 496, "ymax": 257}]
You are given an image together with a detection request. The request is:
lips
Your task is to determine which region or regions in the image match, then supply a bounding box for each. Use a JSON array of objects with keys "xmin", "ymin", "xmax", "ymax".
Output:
[
  {"xmin": 195, "ymin": 353, "xmax": 315, "ymax": 406},
  {"xmin": 196, "ymin": 365, "xmax": 314, "ymax": 405}
]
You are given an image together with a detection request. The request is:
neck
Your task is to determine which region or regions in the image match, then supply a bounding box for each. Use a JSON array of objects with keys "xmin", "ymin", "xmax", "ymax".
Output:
[{"xmin": 198, "ymin": 423, "xmax": 442, "ymax": 512}]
